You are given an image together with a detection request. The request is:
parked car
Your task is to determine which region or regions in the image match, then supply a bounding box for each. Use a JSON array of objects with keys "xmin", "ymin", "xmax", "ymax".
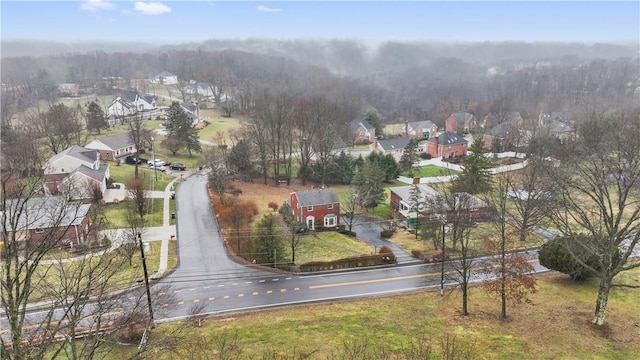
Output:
[
  {"xmin": 170, "ymin": 163, "xmax": 186, "ymax": 171},
  {"xmin": 148, "ymin": 159, "xmax": 166, "ymax": 167},
  {"xmin": 125, "ymin": 156, "xmax": 146, "ymax": 165},
  {"xmin": 152, "ymin": 165, "xmax": 167, "ymax": 172}
]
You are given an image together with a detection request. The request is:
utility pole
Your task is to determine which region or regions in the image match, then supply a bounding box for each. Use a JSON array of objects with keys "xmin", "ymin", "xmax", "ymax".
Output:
[
  {"xmin": 138, "ymin": 232, "xmax": 154, "ymax": 325},
  {"xmin": 440, "ymin": 222, "xmax": 446, "ymax": 296}
]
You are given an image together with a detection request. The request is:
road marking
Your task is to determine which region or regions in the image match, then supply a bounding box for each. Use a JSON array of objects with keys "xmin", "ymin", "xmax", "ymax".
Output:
[
  {"xmin": 259, "ymin": 280, "xmax": 266, "ymax": 283},
  {"xmin": 266, "ymin": 290, "xmax": 273, "ymax": 294},
  {"xmin": 223, "ymin": 295, "xmax": 230, "ymax": 299},
  {"xmin": 280, "ymin": 289, "xmax": 286, "ymax": 292},
  {"xmin": 218, "ymin": 285, "xmax": 225, "ymax": 287},
  {"xmin": 272, "ymin": 279, "xmax": 279, "ymax": 282},
  {"xmin": 252, "ymin": 292, "xmax": 259, "ymax": 296},
  {"xmin": 178, "ymin": 301, "xmax": 184, "ymax": 305},
  {"xmin": 162, "ymin": 303, "xmax": 168, "ymax": 308},
  {"xmin": 208, "ymin": 297, "xmax": 215, "ymax": 301},
  {"xmin": 294, "ymin": 288, "xmax": 300, "ymax": 291},
  {"xmin": 193, "ymin": 299, "xmax": 200, "ymax": 303},
  {"xmin": 309, "ymin": 273, "xmax": 431, "ymax": 289},
  {"xmin": 189, "ymin": 288, "xmax": 196, "ymax": 291},
  {"xmin": 232, "ymin": 283, "xmax": 238, "ymax": 286},
  {"xmin": 238, "ymin": 294, "xmax": 244, "ymax": 297},
  {"xmin": 245, "ymin": 281, "xmax": 252, "ymax": 284},
  {"xmin": 285, "ymin": 277, "xmax": 292, "ymax": 280},
  {"xmin": 203, "ymin": 286, "xmax": 210, "ymax": 289},
  {"xmin": 174, "ymin": 290, "xmax": 181, "ymax": 293}
]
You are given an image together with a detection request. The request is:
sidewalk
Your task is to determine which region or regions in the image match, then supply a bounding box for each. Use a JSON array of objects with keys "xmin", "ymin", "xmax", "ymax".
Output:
[{"xmin": 150, "ymin": 174, "xmax": 182, "ymax": 279}]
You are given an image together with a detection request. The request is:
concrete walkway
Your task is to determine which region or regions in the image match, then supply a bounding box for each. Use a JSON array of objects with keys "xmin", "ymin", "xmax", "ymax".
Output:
[{"xmin": 151, "ymin": 174, "xmax": 184, "ymax": 279}]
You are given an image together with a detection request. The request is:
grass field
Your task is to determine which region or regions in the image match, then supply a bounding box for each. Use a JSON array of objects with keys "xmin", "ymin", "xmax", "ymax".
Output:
[
  {"xmin": 102, "ymin": 199, "xmax": 164, "ymax": 228},
  {"xmin": 107, "ymin": 163, "xmax": 175, "ymax": 192},
  {"xmin": 100, "ymin": 268, "xmax": 640, "ymax": 359},
  {"xmin": 401, "ymin": 164, "xmax": 459, "ymax": 177}
]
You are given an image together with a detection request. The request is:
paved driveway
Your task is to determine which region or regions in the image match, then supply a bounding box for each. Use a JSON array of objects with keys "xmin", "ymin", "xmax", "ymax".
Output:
[{"xmin": 347, "ymin": 215, "xmax": 417, "ymax": 264}]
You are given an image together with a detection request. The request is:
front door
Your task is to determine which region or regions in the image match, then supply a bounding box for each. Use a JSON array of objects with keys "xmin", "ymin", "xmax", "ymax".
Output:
[{"xmin": 306, "ymin": 216, "xmax": 315, "ymax": 231}]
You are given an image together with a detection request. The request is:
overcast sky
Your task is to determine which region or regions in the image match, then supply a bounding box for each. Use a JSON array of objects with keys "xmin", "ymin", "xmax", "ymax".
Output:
[{"xmin": 2, "ymin": 1, "xmax": 638, "ymax": 44}]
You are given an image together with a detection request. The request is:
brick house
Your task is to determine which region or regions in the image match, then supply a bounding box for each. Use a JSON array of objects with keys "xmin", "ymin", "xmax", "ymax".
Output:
[
  {"xmin": 426, "ymin": 132, "xmax": 468, "ymax": 159},
  {"xmin": 406, "ymin": 120, "xmax": 438, "ymax": 139},
  {"xmin": 85, "ymin": 133, "xmax": 137, "ymax": 161},
  {"xmin": 482, "ymin": 123, "xmax": 520, "ymax": 151},
  {"xmin": 445, "ymin": 112, "xmax": 477, "ymax": 134},
  {"xmin": 289, "ymin": 188, "xmax": 341, "ymax": 231},
  {"xmin": 348, "ymin": 118, "xmax": 376, "ymax": 145},
  {"xmin": 1, "ymin": 197, "xmax": 94, "ymax": 249}
]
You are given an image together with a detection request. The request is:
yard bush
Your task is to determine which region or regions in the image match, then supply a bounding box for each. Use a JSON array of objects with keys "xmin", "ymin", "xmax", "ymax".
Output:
[
  {"xmin": 538, "ymin": 236, "xmax": 620, "ymax": 280},
  {"xmin": 380, "ymin": 229, "xmax": 395, "ymax": 238}
]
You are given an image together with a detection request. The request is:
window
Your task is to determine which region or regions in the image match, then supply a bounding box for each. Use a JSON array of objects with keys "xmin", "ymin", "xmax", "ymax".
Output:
[
  {"xmin": 35, "ymin": 228, "xmax": 44, "ymax": 234},
  {"xmin": 324, "ymin": 214, "xmax": 337, "ymax": 227},
  {"xmin": 307, "ymin": 206, "xmax": 313, "ymax": 211},
  {"xmin": 327, "ymin": 203, "xmax": 333, "ymax": 209}
]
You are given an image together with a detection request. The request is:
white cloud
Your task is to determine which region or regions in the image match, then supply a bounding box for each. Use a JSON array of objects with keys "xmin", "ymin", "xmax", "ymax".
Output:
[
  {"xmin": 256, "ymin": 5, "xmax": 282, "ymax": 13},
  {"xmin": 133, "ymin": 2, "xmax": 172, "ymax": 15},
  {"xmin": 80, "ymin": 0, "xmax": 115, "ymax": 12}
]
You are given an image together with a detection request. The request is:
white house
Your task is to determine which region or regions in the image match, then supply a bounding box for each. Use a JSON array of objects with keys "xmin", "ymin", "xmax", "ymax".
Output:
[
  {"xmin": 107, "ymin": 91, "xmax": 156, "ymax": 117},
  {"xmin": 154, "ymin": 71, "xmax": 178, "ymax": 85},
  {"xmin": 42, "ymin": 146, "xmax": 110, "ymax": 200},
  {"xmin": 184, "ymin": 82, "xmax": 214, "ymax": 97}
]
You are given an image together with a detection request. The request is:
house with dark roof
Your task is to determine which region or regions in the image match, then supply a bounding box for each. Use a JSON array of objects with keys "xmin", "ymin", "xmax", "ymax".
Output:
[
  {"xmin": 426, "ymin": 132, "xmax": 468, "ymax": 159},
  {"xmin": 445, "ymin": 112, "xmax": 477, "ymax": 134},
  {"xmin": 482, "ymin": 112, "xmax": 523, "ymax": 129},
  {"xmin": 107, "ymin": 91, "xmax": 156, "ymax": 118},
  {"xmin": 43, "ymin": 145, "xmax": 100, "ymax": 175},
  {"xmin": 375, "ymin": 137, "xmax": 411, "ymax": 161},
  {"xmin": 85, "ymin": 133, "xmax": 137, "ymax": 161},
  {"xmin": 289, "ymin": 189, "xmax": 340, "ymax": 231},
  {"xmin": 482, "ymin": 123, "xmax": 521, "ymax": 151},
  {"xmin": 0, "ymin": 196, "xmax": 94, "ymax": 248},
  {"xmin": 348, "ymin": 118, "xmax": 376, "ymax": 145},
  {"xmin": 184, "ymin": 82, "xmax": 214, "ymax": 97},
  {"xmin": 154, "ymin": 71, "xmax": 178, "ymax": 85}
]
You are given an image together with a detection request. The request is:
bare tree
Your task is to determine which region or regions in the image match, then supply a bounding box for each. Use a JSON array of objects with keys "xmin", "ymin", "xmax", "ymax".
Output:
[
  {"xmin": 341, "ymin": 190, "xmax": 361, "ymax": 233},
  {"xmin": 545, "ymin": 110, "xmax": 640, "ymax": 326},
  {"xmin": 482, "ymin": 172, "xmax": 537, "ymax": 320},
  {"xmin": 128, "ymin": 114, "xmax": 151, "ymax": 180},
  {"xmin": 27, "ymin": 104, "xmax": 86, "ymax": 155}
]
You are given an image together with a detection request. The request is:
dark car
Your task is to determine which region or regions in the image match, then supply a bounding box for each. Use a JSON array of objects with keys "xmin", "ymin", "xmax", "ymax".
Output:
[
  {"xmin": 125, "ymin": 156, "xmax": 146, "ymax": 165},
  {"xmin": 170, "ymin": 163, "xmax": 186, "ymax": 171}
]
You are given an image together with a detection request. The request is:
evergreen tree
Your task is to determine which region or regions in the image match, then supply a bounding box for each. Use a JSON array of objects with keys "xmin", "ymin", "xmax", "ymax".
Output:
[
  {"xmin": 253, "ymin": 213, "xmax": 285, "ymax": 266},
  {"xmin": 353, "ymin": 160, "xmax": 385, "ymax": 211},
  {"xmin": 164, "ymin": 101, "xmax": 201, "ymax": 156},
  {"xmin": 399, "ymin": 138, "xmax": 420, "ymax": 176},
  {"xmin": 85, "ymin": 101, "xmax": 109, "ymax": 134},
  {"xmin": 452, "ymin": 137, "xmax": 493, "ymax": 194}
]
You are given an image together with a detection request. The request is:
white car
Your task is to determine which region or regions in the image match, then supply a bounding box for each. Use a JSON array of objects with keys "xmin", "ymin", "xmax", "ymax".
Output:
[{"xmin": 148, "ymin": 159, "xmax": 166, "ymax": 167}]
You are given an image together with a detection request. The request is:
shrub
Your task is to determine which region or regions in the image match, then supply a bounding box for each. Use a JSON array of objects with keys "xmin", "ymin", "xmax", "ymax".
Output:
[
  {"xmin": 420, "ymin": 152, "xmax": 432, "ymax": 160},
  {"xmin": 268, "ymin": 201, "xmax": 279, "ymax": 212},
  {"xmin": 380, "ymin": 229, "xmax": 394, "ymax": 238},
  {"xmin": 379, "ymin": 245, "xmax": 393, "ymax": 254},
  {"xmin": 538, "ymin": 236, "xmax": 620, "ymax": 281}
]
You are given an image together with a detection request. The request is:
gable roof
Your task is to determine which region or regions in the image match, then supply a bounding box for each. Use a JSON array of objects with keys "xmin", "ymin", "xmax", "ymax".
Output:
[
  {"xmin": 86, "ymin": 133, "xmax": 133, "ymax": 151},
  {"xmin": 157, "ymin": 71, "xmax": 176, "ymax": 77},
  {"xmin": 181, "ymin": 102, "xmax": 197, "ymax": 114},
  {"xmin": 487, "ymin": 123, "xmax": 518, "ymax": 137},
  {"xmin": 1, "ymin": 197, "xmax": 92, "ymax": 232},
  {"xmin": 390, "ymin": 184, "xmax": 440, "ymax": 202},
  {"xmin": 429, "ymin": 132, "xmax": 468, "ymax": 146},
  {"xmin": 450, "ymin": 112, "xmax": 475, "ymax": 123},
  {"xmin": 349, "ymin": 117, "xmax": 374, "ymax": 132},
  {"xmin": 122, "ymin": 90, "xmax": 154, "ymax": 105},
  {"xmin": 73, "ymin": 163, "xmax": 109, "ymax": 183},
  {"xmin": 46, "ymin": 145, "xmax": 98, "ymax": 168},
  {"xmin": 377, "ymin": 137, "xmax": 410, "ymax": 151},
  {"xmin": 410, "ymin": 120, "xmax": 437, "ymax": 131},
  {"xmin": 332, "ymin": 137, "xmax": 348, "ymax": 151},
  {"xmin": 293, "ymin": 188, "xmax": 340, "ymax": 207}
]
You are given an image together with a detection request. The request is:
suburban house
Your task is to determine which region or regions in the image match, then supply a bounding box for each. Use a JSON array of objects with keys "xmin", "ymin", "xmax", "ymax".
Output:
[
  {"xmin": 153, "ymin": 71, "xmax": 178, "ymax": 85},
  {"xmin": 107, "ymin": 91, "xmax": 156, "ymax": 118},
  {"xmin": 539, "ymin": 111, "xmax": 575, "ymax": 142},
  {"xmin": 348, "ymin": 118, "xmax": 376, "ymax": 145},
  {"xmin": 85, "ymin": 133, "xmax": 137, "ymax": 161},
  {"xmin": 42, "ymin": 145, "xmax": 110, "ymax": 200},
  {"xmin": 406, "ymin": 120, "xmax": 438, "ymax": 139},
  {"xmin": 445, "ymin": 112, "xmax": 477, "ymax": 134},
  {"xmin": 184, "ymin": 82, "xmax": 214, "ymax": 97},
  {"xmin": 58, "ymin": 83, "xmax": 79, "ymax": 97},
  {"xmin": 389, "ymin": 185, "xmax": 489, "ymax": 226},
  {"xmin": 482, "ymin": 123, "xmax": 521, "ymax": 151},
  {"xmin": 332, "ymin": 137, "xmax": 348, "ymax": 153},
  {"xmin": 181, "ymin": 102, "xmax": 199, "ymax": 122},
  {"xmin": 375, "ymin": 137, "xmax": 411, "ymax": 161},
  {"xmin": 0, "ymin": 196, "xmax": 94, "ymax": 249},
  {"xmin": 482, "ymin": 111, "xmax": 523, "ymax": 129},
  {"xmin": 289, "ymin": 188, "xmax": 341, "ymax": 231},
  {"xmin": 426, "ymin": 132, "xmax": 468, "ymax": 159}
]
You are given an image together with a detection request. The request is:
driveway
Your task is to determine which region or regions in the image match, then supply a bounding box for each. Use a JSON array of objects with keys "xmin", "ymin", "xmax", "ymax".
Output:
[{"xmin": 347, "ymin": 215, "xmax": 416, "ymax": 264}]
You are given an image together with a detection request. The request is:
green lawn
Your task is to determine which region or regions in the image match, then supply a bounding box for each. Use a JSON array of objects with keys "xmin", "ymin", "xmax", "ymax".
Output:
[
  {"xmin": 281, "ymin": 231, "xmax": 375, "ymax": 264},
  {"xmin": 101, "ymin": 267, "xmax": 640, "ymax": 359},
  {"xmin": 108, "ymin": 163, "xmax": 174, "ymax": 191},
  {"xmin": 401, "ymin": 164, "xmax": 459, "ymax": 177},
  {"xmin": 197, "ymin": 113, "xmax": 243, "ymax": 143},
  {"xmin": 102, "ymin": 199, "xmax": 164, "ymax": 228}
]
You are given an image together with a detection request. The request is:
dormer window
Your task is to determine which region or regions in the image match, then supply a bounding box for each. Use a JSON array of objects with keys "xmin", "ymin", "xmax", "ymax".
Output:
[
  {"xmin": 327, "ymin": 204, "xmax": 333, "ymax": 209},
  {"xmin": 307, "ymin": 206, "xmax": 313, "ymax": 211}
]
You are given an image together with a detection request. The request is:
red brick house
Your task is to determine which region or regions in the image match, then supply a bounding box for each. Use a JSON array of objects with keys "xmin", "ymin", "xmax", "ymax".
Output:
[
  {"xmin": 426, "ymin": 132, "xmax": 468, "ymax": 159},
  {"xmin": 289, "ymin": 189, "xmax": 340, "ymax": 231},
  {"xmin": 1, "ymin": 197, "xmax": 94, "ymax": 249},
  {"xmin": 445, "ymin": 112, "xmax": 477, "ymax": 134}
]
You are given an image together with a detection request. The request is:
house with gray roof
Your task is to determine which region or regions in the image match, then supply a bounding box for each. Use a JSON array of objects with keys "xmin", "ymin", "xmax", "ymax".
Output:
[
  {"xmin": 85, "ymin": 133, "xmax": 137, "ymax": 161},
  {"xmin": 446, "ymin": 112, "xmax": 477, "ymax": 134},
  {"xmin": 289, "ymin": 188, "xmax": 340, "ymax": 231},
  {"xmin": 154, "ymin": 71, "xmax": 178, "ymax": 85},
  {"xmin": 406, "ymin": 120, "xmax": 438, "ymax": 139},
  {"xmin": 426, "ymin": 132, "xmax": 468, "ymax": 159},
  {"xmin": 348, "ymin": 117, "xmax": 376, "ymax": 145},
  {"xmin": 375, "ymin": 137, "xmax": 411, "ymax": 161},
  {"xmin": 1, "ymin": 196, "xmax": 94, "ymax": 248},
  {"xmin": 107, "ymin": 91, "xmax": 156, "ymax": 118},
  {"xmin": 43, "ymin": 146, "xmax": 110, "ymax": 200}
]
